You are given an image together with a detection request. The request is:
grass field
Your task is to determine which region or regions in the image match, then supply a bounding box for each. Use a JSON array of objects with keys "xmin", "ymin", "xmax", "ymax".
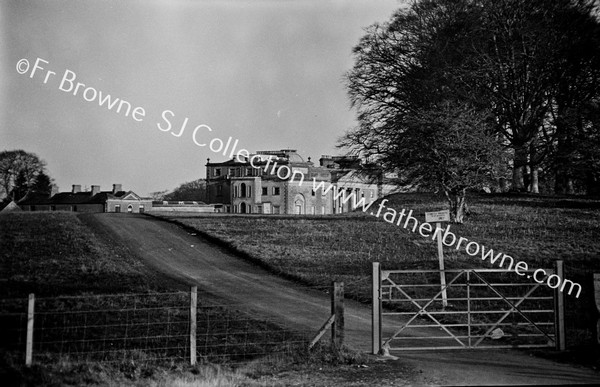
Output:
[
  {"xmin": 155, "ymin": 193, "xmax": 600, "ymax": 291},
  {"xmin": 0, "ymin": 212, "xmax": 167, "ymax": 297},
  {"xmin": 0, "ymin": 211, "xmax": 380, "ymax": 386},
  {"xmin": 154, "ymin": 192, "xmax": 600, "ymax": 349},
  {"xmin": 1, "ymin": 193, "xmax": 599, "ymax": 383}
]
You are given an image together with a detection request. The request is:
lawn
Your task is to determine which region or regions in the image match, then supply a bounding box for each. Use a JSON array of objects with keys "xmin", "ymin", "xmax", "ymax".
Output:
[
  {"xmin": 0, "ymin": 212, "xmax": 168, "ymax": 297},
  {"xmin": 154, "ymin": 192, "xmax": 600, "ymax": 347},
  {"xmin": 1, "ymin": 211, "xmax": 373, "ymax": 386},
  {"xmin": 154, "ymin": 192, "xmax": 600, "ymax": 293}
]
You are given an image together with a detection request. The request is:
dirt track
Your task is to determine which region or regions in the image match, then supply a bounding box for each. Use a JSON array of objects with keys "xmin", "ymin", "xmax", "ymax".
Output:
[{"xmin": 93, "ymin": 213, "xmax": 599, "ymax": 385}]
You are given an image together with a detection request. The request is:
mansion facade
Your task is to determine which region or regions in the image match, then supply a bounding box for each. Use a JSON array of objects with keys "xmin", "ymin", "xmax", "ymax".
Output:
[{"xmin": 205, "ymin": 149, "xmax": 397, "ymax": 214}]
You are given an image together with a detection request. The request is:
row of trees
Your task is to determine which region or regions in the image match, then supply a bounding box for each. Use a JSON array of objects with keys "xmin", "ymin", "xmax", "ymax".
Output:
[
  {"xmin": 150, "ymin": 179, "xmax": 206, "ymax": 202},
  {"xmin": 0, "ymin": 149, "xmax": 205, "ymax": 206},
  {"xmin": 0, "ymin": 150, "xmax": 53, "ymax": 205},
  {"xmin": 341, "ymin": 0, "xmax": 600, "ymax": 222}
]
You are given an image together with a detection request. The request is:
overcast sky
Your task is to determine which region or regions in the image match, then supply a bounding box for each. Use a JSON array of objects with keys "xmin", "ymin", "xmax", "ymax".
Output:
[{"xmin": 1, "ymin": 0, "xmax": 401, "ymax": 196}]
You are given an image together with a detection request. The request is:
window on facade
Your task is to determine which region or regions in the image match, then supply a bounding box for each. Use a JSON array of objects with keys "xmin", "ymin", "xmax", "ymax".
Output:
[
  {"xmin": 273, "ymin": 206, "xmax": 280, "ymax": 214},
  {"xmin": 311, "ymin": 189, "xmax": 316, "ymax": 196},
  {"xmin": 233, "ymin": 185, "xmax": 238, "ymax": 198},
  {"xmin": 322, "ymin": 206, "xmax": 326, "ymax": 214},
  {"xmin": 115, "ymin": 205, "xmax": 121, "ymax": 213},
  {"xmin": 229, "ymin": 168, "xmax": 235, "ymax": 177},
  {"xmin": 262, "ymin": 187, "xmax": 268, "ymax": 196},
  {"xmin": 246, "ymin": 168, "xmax": 252, "ymax": 176},
  {"xmin": 240, "ymin": 183, "xmax": 247, "ymax": 198},
  {"xmin": 273, "ymin": 187, "xmax": 280, "ymax": 195},
  {"xmin": 139, "ymin": 205, "xmax": 145, "ymax": 213},
  {"xmin": 214, "ymin": 168, "xmax": 221, "ymax": 177},
  {"xmin": 51, "ymin": 205, "xmax": 56, "ymax": 211}
]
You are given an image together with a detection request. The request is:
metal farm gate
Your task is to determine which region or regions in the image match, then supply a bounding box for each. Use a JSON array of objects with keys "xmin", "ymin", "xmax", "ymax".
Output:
[{"xmin": 371, "ymin": 262, "xmax": 566, "ymax": 353}]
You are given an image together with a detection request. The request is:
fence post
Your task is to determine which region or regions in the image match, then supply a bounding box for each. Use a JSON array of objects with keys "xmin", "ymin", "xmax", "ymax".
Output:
[
  {"xmin": 331, "ymin": 281, "xmax": 344, "ymax": 349},
  {"xmin": 594, "ymin": 274, "xmax": 600, "ymax": 345},
  {"xmin": 190, "ymin": 286, "xmax": 197, "ymax": 366},
  {"xmin": 26, "ymin": 293, "xmax": 35, "ymax": 366},
  {"xmin": 372, "ymin": 262, "xmax": 381, "ymax": 355},
  {"xmin": 554, "ymin": 260, "xmax": 566, "ymax": 351}
]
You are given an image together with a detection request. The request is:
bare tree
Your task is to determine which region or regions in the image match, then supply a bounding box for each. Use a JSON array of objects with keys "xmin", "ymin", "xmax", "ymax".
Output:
[
  {"xmin": 342, "ymin": 0, "xmax": 600, "ymax": 198},
  {"xmin": 387, "ymin": 103, "xmax": 506, "ymax": 223}
]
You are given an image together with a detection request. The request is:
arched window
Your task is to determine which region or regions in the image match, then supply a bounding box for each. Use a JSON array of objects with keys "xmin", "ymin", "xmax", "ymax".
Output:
[
  {"xmin": 240, "ymin": 202, "xmax": 247, "ymax": 213},
  {"xmin": 240, "ymin": 183, "xmax": 247, "ymax": 198},
  {"xmin": 127, "ymin": 204, "xmax": 133, "ymax": 213}
]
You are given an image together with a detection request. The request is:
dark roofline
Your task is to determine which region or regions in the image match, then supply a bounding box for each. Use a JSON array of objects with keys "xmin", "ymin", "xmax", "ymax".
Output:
[{"xmin": 18, "ymin": 188, "xmax": 145, "ymax": 206}]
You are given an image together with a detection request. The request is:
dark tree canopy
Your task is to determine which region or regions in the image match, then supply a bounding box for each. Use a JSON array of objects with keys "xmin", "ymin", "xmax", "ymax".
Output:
[
  {"xmin": 158, "ymin": 179, "xmax": 206, "ymax": 202},
  {"xmin": 0, "ymin": 150, "xmax": 52, "ymax": 203},
  {"xmin": 395, "ymin": 103, "xmax": 507, "ymax": 222},
  {"xmin": 342, "ymin": 0, "xmax": 600, "ymax": 209}
]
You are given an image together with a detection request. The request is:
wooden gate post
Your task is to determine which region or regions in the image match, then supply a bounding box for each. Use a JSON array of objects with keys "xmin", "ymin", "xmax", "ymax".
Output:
[
  {"xmin": 331, "ymin": 282, "xmax": 344, "ymax": 349},
  {"xmin": 190, "ymin": 286, "xmax": 197, "ymax": 365},
  {"xmin": 554, "ymin": 260, "xmax": 566, "ymax": 351},
  {"xmin": 25, "ymin": 293, "xmax": 35, "ymax": 366},
  {"xmin": 372, "ymin": 262, "xmax": 381, "ymax": 355},
  {"xmin": 594, "ymin": 274, "xmax": 600, "ymax": 345}
]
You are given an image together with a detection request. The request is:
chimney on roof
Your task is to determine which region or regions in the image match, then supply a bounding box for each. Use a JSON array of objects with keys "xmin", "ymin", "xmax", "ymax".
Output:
[
  {"xmin": 91, "ymin": 185, "xmax": 101, "ymax": 196},
  {"xmin": 72, "ymin": 184, "xmax": 81, "ymax": 193},
  {"xmin": 112, "ymin": 184, "xmax": 122, "ymax": 194}
]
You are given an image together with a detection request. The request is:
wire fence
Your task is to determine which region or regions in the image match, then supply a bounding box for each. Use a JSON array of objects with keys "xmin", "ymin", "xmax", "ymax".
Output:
[{"xmin": 0, "ymin": 290, "xmax": 312, "ymax": 366}]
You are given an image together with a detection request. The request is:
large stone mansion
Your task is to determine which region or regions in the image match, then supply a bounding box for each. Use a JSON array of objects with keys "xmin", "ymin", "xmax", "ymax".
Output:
[{"xmin": 205, "ymin": 149, "xmax": 397, "ymax": 214}]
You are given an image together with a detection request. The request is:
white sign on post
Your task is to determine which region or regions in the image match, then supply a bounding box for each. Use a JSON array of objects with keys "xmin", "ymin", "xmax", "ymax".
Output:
[
  {"xmin": 425, "ymin": 209, "xmax": 451, "ymax": 308},
  {"xmin": 425, "ymin": 210, "xmax": 450, "ymax": 223}
]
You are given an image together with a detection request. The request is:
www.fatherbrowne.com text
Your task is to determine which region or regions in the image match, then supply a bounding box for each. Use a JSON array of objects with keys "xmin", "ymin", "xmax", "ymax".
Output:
[{"xmin": 273, "ymin": 167, "xmax": 581, "ymax": 299}]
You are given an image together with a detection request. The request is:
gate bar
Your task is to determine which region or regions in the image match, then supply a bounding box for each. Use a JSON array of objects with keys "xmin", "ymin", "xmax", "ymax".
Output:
[{"xmin": 470, "ymin": 271, "xmax": 554, "ymax": 346}]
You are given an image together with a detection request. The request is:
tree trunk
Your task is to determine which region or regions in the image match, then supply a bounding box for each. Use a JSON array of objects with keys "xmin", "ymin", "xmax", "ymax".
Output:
[
  {"xmin": 586, "ymin": 171, "xmax": 600, "ymax": 196},
  {"xmin": 554, "ymin": 106, "xmax": 575, "ymax": 195},
  {"xmin": 497, "ymin": 177, "xmax": 509, "ymax": 193},
  {"xmin": 529, "ymin": 135, "xmax": 540, "ymax": 194},
  {"xmin": 530, "ymin": 167, "xmax": 539, "ymax": 194},
  {"xmin": 567, "ymin": 178, "xmax": 575, "ymax": 195},
  {"xmin": 512, "ymin": 144, "xmax": 528, "ymax": 192},
  {"xmin": 446, "ymin": 188, "xmax": 467, "ymax": 224}
]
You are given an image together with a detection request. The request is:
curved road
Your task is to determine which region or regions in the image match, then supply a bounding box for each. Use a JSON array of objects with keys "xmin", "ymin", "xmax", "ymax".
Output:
[{"xmin": 93, "ymin": 213, "xmax": 599, "ymax": 385}]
